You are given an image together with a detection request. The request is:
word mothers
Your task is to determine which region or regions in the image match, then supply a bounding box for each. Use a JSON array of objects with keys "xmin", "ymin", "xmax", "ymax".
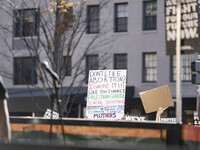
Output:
[
  {"xmin": 93, "ymin": 113, "xmax": 116, "ymax": 119},
  {"xmin": 88, "ymin": 70, "xmax": 126, "ymax": 84}
]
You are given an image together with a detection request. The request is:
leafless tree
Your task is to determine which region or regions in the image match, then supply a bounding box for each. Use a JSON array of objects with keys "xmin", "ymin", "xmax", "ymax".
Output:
[{"xmin": 0, "ymin": 0, "xmax": 114, "ymax": 117}]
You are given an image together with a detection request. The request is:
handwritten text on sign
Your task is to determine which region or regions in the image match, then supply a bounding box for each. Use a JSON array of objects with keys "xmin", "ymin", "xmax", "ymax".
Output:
[{"xmin": 86, "ymin": 70, "xmax": 126, "ymax": 120}]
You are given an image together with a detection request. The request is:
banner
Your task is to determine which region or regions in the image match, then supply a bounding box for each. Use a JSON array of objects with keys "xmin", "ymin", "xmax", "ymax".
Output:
[
  {"xmin": 86, "ymin": 70, "xmax": 126, "ymax": 120},
  {"xmin": 165, "ymin": 0, "xmax": 200, "ymax": 55}
]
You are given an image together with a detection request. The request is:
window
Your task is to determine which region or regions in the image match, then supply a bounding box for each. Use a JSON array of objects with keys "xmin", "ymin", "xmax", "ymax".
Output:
[
  {"xmin": 14, "ymin": 57, "xmax": 37, "ymax": 85},
  {"xmin": 114, "ymin": 54, "xmax": 127, "ymax": 69},
  {"xmin": 14, "ymin": 9, "xmax": 39, "ymax": 37},
  {"xmin": 143, "ymin": 53, "xmax": 157, "ymax": 82},
  {"xmin": 143, "ymin": 0, "xmax": 157, "ymax": 30},
  {"xmin": 170, "ymin": 54, "xmax": 195, "ymax": 82},
  {"xmin": 86, "ymin": 55, "xmax": 99, "ymax": 82},
  {"xmin": 114, "ymin": 3, "xmax": 128, "ymax": 32},
  {"xmin": 63, "ymin": 56, "xmax": 71, "ymax": 76},
  {"xmin": 86, "ymin": 5, "xmax": 99, "ymax": 34}
]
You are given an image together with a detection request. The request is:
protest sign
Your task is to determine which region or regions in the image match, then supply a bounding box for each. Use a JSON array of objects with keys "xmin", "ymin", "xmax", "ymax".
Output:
[
  {"xmin": 86, "ymin": 70, "xmax": 126, "ymax": 120},
  {"xmin": 44, "ymin": 109, "xmax": 59, "ymax": 119},
  {"xmin": 139, "ymin": 85, "xmax": 174, "ymax": 114},
  {"xmin": 165, "ymin": 0, "xmax": 200, "ymax": 55}
]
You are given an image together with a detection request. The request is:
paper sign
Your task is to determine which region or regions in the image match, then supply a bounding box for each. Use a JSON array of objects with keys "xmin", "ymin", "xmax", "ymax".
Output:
[
  {"xmin": 86, "ymin": 70, "xmax": 126, "ymax": 120},
  {"xmin": 139, "ymin": 85, "xmax": 174, "ymax": 114},
  {"xmin": 44, "ymin": 109, "xmax": 59, "ymax": 119}
]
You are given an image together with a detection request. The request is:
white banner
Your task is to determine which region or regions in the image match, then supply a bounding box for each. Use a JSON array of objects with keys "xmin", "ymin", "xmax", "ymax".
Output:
[{"xmin": 86, "ymin": 70, "xmax": 126, "ymax": 120}]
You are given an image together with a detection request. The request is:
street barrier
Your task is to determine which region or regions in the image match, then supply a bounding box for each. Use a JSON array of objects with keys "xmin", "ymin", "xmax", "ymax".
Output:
[
  {"xmin": 0, "ymin": 117, "xmax": 198, "ymax": 149},
  {"xmin": 9, "ymin": 117, "xmax": 181, "ymax": 147}
]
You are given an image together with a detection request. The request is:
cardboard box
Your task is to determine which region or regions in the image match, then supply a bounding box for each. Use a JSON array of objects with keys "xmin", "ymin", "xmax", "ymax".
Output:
[{"xmin": 139, "ymin": 85, "xmax": 174, "ymax": 114}]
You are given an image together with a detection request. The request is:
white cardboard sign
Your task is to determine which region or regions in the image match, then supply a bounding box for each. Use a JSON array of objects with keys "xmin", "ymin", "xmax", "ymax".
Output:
[{"xmin": 86, "ymin": 70, "xmax": 126, "ymax": 120}]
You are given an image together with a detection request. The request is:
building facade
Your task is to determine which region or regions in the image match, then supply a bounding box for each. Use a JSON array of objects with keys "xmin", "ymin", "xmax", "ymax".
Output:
[{"xmin": 0, "ymin": 0, "xmax": 198, "ymax": 123}]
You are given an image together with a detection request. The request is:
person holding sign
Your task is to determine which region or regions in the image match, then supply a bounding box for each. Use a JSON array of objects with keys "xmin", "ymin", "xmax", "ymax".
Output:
[
  {"xmin": 156, "ymin": 107, "xmax": 167, "ymax": 122},
  {"xmin": 140, "ymin": 85, "xmax": 174, "ymax": 122},
  {"xmin": 0, "ymin": 76, "xmax": 11, "ymax": 142}
]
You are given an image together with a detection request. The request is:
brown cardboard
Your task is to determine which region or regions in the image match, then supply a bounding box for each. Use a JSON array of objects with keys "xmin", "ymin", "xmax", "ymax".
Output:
[{"xmin": 139, "ymin": 85, "xmax": 174, "ymax": 114}]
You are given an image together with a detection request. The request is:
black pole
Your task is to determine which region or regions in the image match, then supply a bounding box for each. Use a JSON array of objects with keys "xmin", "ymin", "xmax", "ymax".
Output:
[
  {"xmin": 53, "ymin": 79, "xmax": 66, "ymax": 143},
  {"xmin": 49, "ymin": 94, "xmax": 54, "ymax": 142}
]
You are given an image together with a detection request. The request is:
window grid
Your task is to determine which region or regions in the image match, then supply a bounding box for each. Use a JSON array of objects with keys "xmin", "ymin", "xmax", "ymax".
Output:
[
  {"xmin": 171, "ymin": 54, "xmax": 195, "ymax": 82},
  {"xmin": 114, "ymin": 54, "xmax": 127, "ymax": 69},
  {"xmin": 14, "ymin": 57, "xmax": 37, "ymax": 85},
  {"xmin": 86, "ymin": 55, "xmax": 99, "ymax": 70},
  {"xmin": 87, "ymin": 6, "xmax": 99, "ymax": 34},
  {"xmin": 143, "ymin": 53, "xmax": 157, "ymax": 82},
  {"xmin": 143, "ymin": 0, "xmax": 157, "ymax": 30},
  {"xmin": 115, "ymin": 3, "xmax": 128, "ymax": 32},
  {"xmin": 86, "ymin": 55, "xmax": 99, "ymax": 83},
  {"xmin": 63, "ymin": 56, "xmax": 72, "ymax": 76},
  {"xmin": 14, "ymin": 9, "xmax": 39, "ymax": 37}
]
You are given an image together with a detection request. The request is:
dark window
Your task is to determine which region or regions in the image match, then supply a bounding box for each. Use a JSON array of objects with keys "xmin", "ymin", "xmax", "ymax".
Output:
[
  {"xmin": 142, "ymin": 53, "xmax": 157, "ymax": 82},
  {"xmin": 114, "ymin": 54, "xmax": 127, "ymax": 69},
  {"xmin": 14, "ymin": 57, "xmax": 37, "ymax": 85},
  {"xmin": 63, "ymin": 56, "xmax": 71, "ymax": 76},
  {"xmin": 115, "ymin": 3, "xmax": 128, "ymax": 32},
  {"xmin": 170, "ymin": 54, "xmax": 195, "ymax": 82},
  {"xmin": 86, "ymin": 5, "xmax": 99, "ymax": 34},
  {"xmin": 14, "ymin": 9, "xmax": 39, "ymax": 37},
  {"xmin": 86, "ymin": 55, "xmax": 99, "ymax": 82},
  {"xmin": 143, "ymin": 0, "xmax": 157, "ymax": 30}
]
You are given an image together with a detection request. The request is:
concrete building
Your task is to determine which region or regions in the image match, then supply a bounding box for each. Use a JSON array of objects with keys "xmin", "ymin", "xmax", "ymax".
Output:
[{"xmin": 0, "ymin": 0, "xmax": 198, "ymax": 123}]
